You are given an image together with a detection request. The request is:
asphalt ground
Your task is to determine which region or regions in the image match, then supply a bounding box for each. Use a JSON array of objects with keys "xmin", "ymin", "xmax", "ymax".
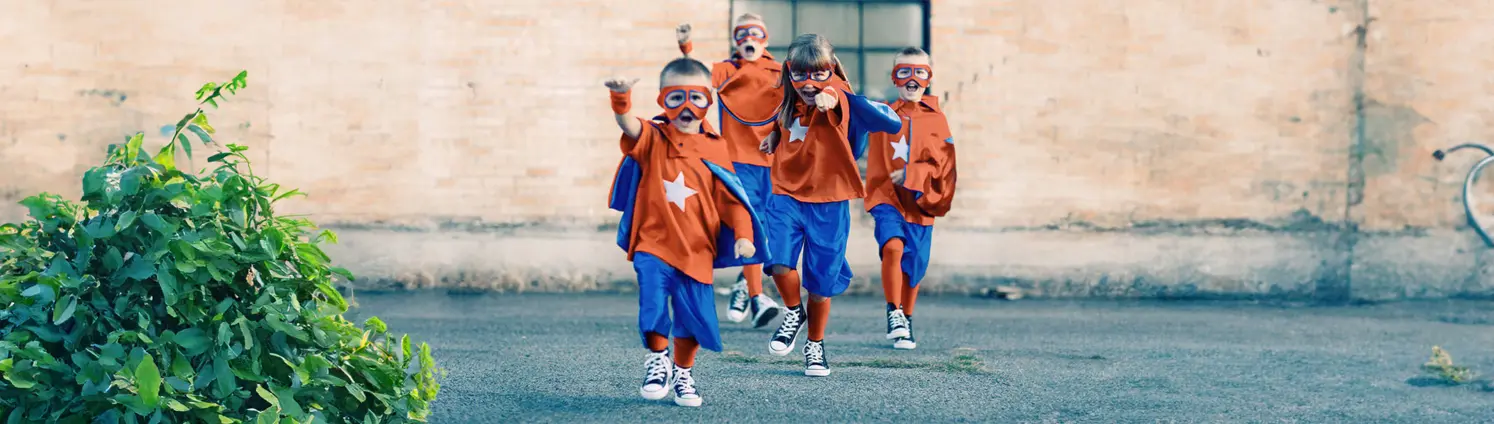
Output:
[{"xmin": 343, "ymin": 292, "xmax": 1494, "ymax": 423}]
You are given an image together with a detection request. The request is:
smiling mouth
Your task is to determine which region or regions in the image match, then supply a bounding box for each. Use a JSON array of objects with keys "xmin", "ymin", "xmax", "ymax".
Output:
[{"xmin": 903, "ymin": 81, "xmax": 922, "ymax": 90}]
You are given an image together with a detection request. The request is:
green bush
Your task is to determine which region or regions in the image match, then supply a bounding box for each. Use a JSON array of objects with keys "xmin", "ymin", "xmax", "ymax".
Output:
[{"xmin": 0, "ymin": 72, "xmax": 440, "ymax": 423}]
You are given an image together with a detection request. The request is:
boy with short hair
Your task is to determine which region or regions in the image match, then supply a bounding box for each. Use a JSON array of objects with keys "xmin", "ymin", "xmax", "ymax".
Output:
[
  {"xmin": 675, "ymin": 13, "xmax": 786, "ymax": 329},
  {"xmin": 604, "ymin": 56, "xmax": 770, "ymax": 406},
  {"xmin": 863, "ymin": 47, "xmax": 958, "ymax": 350}
]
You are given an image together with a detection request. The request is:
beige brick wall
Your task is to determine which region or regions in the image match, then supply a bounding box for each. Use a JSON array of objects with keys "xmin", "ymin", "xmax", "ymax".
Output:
[{"xmin": 2, "ymin": 0, "xmax": 1492, "ymax": 298}]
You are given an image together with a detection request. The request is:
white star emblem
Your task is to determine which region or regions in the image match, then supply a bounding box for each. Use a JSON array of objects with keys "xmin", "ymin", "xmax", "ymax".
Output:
[
  {"xmin": 891, "ymin": 136, "xmax": 910, "ymax": 162},
  {"xmin": 663, "ymin": 172, "xmax": 698, "ymax": 212},
  {"xmin": 787, "ymin": 118, "xmax": 809, "ymax": 143}
]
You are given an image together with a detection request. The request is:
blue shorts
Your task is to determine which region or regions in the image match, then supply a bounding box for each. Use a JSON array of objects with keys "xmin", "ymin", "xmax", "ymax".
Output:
[
  {"xmin": 764, "ymin": 194, "xmax": 853, "ymax": 297},
  {"xmin": 870, "ymin": 205, "xmax": 935, "ymax": 288},
  {"xmin": 635, "ymin": 252, "xmax": 722, "ymax": 351}
]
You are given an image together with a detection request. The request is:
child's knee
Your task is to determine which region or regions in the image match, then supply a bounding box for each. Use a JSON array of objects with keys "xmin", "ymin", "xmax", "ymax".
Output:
[
  {"xmin": 769, "ymin": 264, "xmax": 792, "ymax": 275},
  {"xmin": 880, "ymin": 238, "xmax": 904, "ymax": 258},
  {"xmin": 809, "ymin": 293, "xmax": 830, "ymax": 303}
]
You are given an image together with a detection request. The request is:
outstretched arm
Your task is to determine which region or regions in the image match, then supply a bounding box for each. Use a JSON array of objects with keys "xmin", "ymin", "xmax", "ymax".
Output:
[{"xmin": 605, "ymin": 77, "xmax": 644, "ymax": 142}]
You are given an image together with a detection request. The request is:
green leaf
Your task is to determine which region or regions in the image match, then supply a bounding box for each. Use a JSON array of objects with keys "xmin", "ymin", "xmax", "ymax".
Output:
[
  {"xmin": 212, "ymin": 355, "xmax": 233, "ymax": 398},
  {"xmin": 136, "ymin": 353, "xmax": 162, "ymax": 409},
  {"xmin": 104, "ymin": 247, "xmax": 124, "ymax": 272},
  {"xmin": 175, "ymin": 328, "xmax": 212, "ymax": 356},
  {"xmin": 116, "ymin": 210, "xmax": 138, "ymax": 232},
  {"xmin": 187, "ymin": 124, "xmax": 212, "ymax": 147},
  {"xmin": 122, "ymin": 257, "xmax": 155, "ymax": 281},
  {"xmin": 157, "ymin": 264, "xmax": 179, "ymax": 305},
  {"xmin": 140, "ymin": 212, "xmax": 168, "ymax": 232},
  {"xmin": 207, "ymin": 152, "xmax": 233, "ymax": 163},
  {"xmin": 52, "ymin": 295, "xmax": 77, "ymax": 325},
  {"xmin": 126, "ymin": 133, "xmax": 144, "ymax": 163},
  {"xmin": 170, "ymin": 354, "xmax": 193, "ymax": 380},
  {"xmin": 83, "ymin": 167, "xmax": 109, "ymax": 197},
  {"xmin": 155, "ymin": 139, "xmax": 177, "ymax": 171}
]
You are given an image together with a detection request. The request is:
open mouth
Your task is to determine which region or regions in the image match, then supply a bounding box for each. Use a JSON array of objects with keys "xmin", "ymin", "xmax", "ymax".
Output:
[
  {"xmin": 676, "ymin": 110, "xmax": 698, "ymax": 124},
  {"xmin": 903, "ymin": 81, "xmax": 922, "ymax": 91},
  {"xmin": 743, "ymin": 45, "xmax": 757, "ymax": 56},
  {"xmin": 798, "ymin": 87, "xmax": 819, "ymax": 99}
]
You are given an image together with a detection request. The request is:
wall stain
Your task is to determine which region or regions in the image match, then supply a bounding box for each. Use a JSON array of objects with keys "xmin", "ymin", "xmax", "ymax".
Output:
[
  {"xmin": 78, "ymin": 89, "xmax": 128, "ymax": 106},
  {"xmin": 1359, "ymin": 98, "xmax": 1430, "ymax": 177}
]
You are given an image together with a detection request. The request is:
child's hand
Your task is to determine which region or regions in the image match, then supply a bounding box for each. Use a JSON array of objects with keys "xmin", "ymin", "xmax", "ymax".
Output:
[
  {"xmin": 734, "ymin": 238, "xmax": 756, "ymax": 259},
  {"xmin": 676, "ymin": 23, "xmax": 692, "ymax": 44},
  {"xmin": 890, "ymin": 169, "xmax": 906, "ymax": 185},
  {"xmin": 814, "ymin": 87, "xmax": 839, "ymax": 112},
  {"xmin": 604, "ymin": 77, "xmax": 640, "ymax": 94},
  {"xmin": 760, "ymin": 129, "xmax": 780, "ymax": 154}
]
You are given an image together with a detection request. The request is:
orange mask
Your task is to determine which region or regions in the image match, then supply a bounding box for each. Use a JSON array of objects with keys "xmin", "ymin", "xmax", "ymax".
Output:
[
  {"xmin": 656, "ymin": 85, "xmax": 712, "ymax": 122},
  {"xmin": 733, "ymin": 24, "xmax": 768, "ymax": 46},
  {"xmin": 786, "ymin": 61, "xmax": 839, "ymax": 91},
  {"xmin": 892, "ymin": 64, "xmax": 933, "ymax": 88}
]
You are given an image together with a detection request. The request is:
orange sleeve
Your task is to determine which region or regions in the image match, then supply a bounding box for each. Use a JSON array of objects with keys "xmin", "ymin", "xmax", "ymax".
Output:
[
  {"xmin": 827, "ymin": 87, "xmax": 851, "ymax": 130},
  {"xmin": 620, "ymin": 118, "xmax": 655, "ymax": 160},
  {"xmin": 711, "ymin": 62, "xmax": 732, "ymax": 89},
  {"xmin": 714, "ymin": 179, "xmax": 754, "ymax": 241},
  {"xmin": 904, "ymin": 122, "xmax": 957, "ymax": 217}
]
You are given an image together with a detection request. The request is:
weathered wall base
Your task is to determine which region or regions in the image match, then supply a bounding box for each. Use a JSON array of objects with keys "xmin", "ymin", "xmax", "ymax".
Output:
[{"xmin": 322, "ymin": 223, "xmax": 1494, "ymax": 301}]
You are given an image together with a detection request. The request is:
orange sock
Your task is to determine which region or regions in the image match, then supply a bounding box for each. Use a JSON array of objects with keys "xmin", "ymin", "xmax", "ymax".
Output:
[
  {"xmin": 645, "ymin": 332, "xmax": 669, "ymax": 352},
  {"xmin": 880, "ymin": 240, "xmax": 905, "ymax": 308},
  {"xmin": 807, "ymin": 296, "xmax": 831, "ymax": 340},
  {"xmin": 772, "ymin": 269, "xmax": 803, "ymax": 308},
  {"xmin": 744, "ymin": 264, "xmax": 765, "ymax": 297},
  {"xmin": 673, "ymin": 337, "xmax": 699, "ymax": 368},
  {"xmin": 901, "ymin": 279, "xmax": 921, "ymax": 317}
]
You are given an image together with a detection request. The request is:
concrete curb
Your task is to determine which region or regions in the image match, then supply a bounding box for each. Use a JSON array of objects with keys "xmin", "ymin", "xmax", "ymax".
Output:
[{"xmin": 320, "ymin": 224, "xmax": 1494, "ymax": 300}]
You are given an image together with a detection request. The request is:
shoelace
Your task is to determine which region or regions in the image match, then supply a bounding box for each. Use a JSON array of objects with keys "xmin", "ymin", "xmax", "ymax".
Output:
[
  {"xmin": 805, "ymin": 342, "xmax": 825, "ymax": 364},
  {"xmin": 644, "ymin": 353, "xmax": 670, "ymax": 383},
  {"xmin": 674, "ymin": 368, "xmax": 696, "ymax": 394},
  {"xmin": 774, "ymin": 308, "xmax": 802, "ymax": 340},
  {"xmin": 888, "ymin": 310, "xmax": 908, "ymax": 330},
  {"xmin": 729, "ymin": 286, "xmax": 749, "ymax": 311}
]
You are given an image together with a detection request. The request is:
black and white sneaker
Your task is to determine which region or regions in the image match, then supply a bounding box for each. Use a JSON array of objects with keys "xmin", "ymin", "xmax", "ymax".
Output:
[
  {"xmin": 725, "ymin": 279, "xmax": 750, "ymax": 323},
  {"xmin": 749, "ymin": 295, "xmax": 781, "ymax": 328},
  {"xmin": 804, "ymin": 340, "xmax": 831, "ymax": 377},
  {"xmin": 768, "ymin": 304, "xmax": 805, "ymax": 356},
  {"xmin": 640, "ymin": 350, "xmax": 672, "ymax": 400},
  {"xmin": 885, "ymin": 304, "xmax": 910, "ymax": 340},
  {"xmin": 894, "ymin": 318, "xmax": 917, "ymax": 350},
  {"xmin": 671, "ymin": 365, "xmax": 702, "ymax": 407}
]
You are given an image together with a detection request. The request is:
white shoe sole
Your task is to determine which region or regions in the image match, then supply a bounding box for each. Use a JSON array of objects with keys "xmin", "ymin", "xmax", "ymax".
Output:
[
  {"xmin": 674, "ymin": 395, "xmax": 703, "ymax": 407},
  {"xmin": 769, "ymin": 341, "xmax": 795, "ymax": 356},
  {"xmin": 640, "ymin": 386, "xmax": 669, "ymax": 400},
  {"xmin": 894, "ymin": 340, "xmax": 917, "ymax": 350},
  {"xmin": 886, "ymin": 328, "xmax": 910, "ymax": 339},
  {"xmin": 805, "ymin": 368, "xmax": 831, "ymax": 377},
  {"xmin": 726, "ymin": 309, "xmax": 747, "ymax": 323}
]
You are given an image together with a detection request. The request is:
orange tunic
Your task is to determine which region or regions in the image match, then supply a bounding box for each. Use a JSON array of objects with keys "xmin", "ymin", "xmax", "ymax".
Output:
[
  {"xmin": 864, "ymin": 96, "xmax": 958, "ymax": 226},
  {"xmin": 620, "ymin": 120, "xmax": 756, "ymax": 284},
  {"xmin": 712, "ymin": 55, "xmax": 784, "ymax": 167},
  {"xmin": 770, "ymin": 82, "xmax": 865, "ymax": 203}
]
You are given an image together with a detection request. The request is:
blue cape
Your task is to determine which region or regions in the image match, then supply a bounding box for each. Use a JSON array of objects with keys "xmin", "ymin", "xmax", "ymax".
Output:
[{"xmin": 608, "ymin": 155, "xmax": 771, "ymax": 269}]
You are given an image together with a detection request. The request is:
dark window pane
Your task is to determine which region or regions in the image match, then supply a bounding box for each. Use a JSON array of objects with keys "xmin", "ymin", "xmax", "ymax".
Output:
[
  {"xmin": 863, "ymin": 51, "xmax": 899, "ymax": 101},
  {"xmin": 863, "ymin": 3, "xmax": 922, "ymax": 48},
  {"xmin": 733, "ymin": 0, "xmax": 793, "ymax": 45},
  {"xmin": 836, "ymin": 54, "xmax": 861, "ymax": 93},
  {"xmin": 795, "ymin": 2, "xmax": 859, "ymax": 48}
]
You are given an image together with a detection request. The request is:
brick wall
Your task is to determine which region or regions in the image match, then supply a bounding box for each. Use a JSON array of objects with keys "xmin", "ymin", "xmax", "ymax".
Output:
[{"xmin": 3, "ymin": 0, "xmax": 1491, "ymax": 298}]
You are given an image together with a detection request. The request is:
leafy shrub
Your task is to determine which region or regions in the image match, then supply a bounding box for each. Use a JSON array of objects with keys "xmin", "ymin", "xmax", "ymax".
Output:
[
  {"xmin": 0, "ymin": 72, "xmax": 440, "ymax": 423},
  {"xmin": 1422, "ymin": 346, "xmax": 1476, "ymax": 385}
]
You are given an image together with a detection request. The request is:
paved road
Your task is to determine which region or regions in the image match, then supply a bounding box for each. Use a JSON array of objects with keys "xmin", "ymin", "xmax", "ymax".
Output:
[{"xmin": 343, "ymin": 292, "xmax": 1494, "ymax": 423}]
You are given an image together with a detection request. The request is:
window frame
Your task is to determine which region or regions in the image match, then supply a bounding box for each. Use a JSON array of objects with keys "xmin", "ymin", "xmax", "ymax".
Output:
[{"xmin": 729, "ymin": 0, "xmax": 931, "ymax": 98}]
